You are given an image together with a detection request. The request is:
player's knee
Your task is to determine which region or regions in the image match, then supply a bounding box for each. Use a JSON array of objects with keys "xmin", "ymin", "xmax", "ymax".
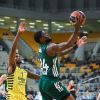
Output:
[{"xmin": 65, "ymin": 94, "xmax": 75, "ymax": 100}]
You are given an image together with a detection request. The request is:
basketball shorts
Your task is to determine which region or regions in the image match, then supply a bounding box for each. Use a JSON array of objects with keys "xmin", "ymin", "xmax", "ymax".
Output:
[
  {"xmin": 39, "ymin": 76, "xmax": 70, "ymax": 100},
  {"xmin": 7, "ymin": 92, "xmax": 27, "ymax": 100}
]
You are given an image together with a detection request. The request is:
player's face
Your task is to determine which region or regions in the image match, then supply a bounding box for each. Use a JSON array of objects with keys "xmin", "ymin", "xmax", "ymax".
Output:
[
  {"xmin": 41, "ymin": 32, "xmax": 52, "ymax": 44},
  {"xmin": 15, "ymin": 53, "xmax": 22, "ymax": 65}
]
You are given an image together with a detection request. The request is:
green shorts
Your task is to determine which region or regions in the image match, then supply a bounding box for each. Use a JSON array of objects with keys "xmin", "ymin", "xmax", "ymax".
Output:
[{"xmin": 39, "ymin": 76, "xmax": 70, "ymax": 100}]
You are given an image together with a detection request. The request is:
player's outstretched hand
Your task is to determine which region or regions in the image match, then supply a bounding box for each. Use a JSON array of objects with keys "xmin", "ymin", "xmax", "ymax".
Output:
[
  {"xmin": 18, "ymin": 21, "xmax": 26, "ymax": 33},
  {"xmin": 77, "ymin": 36, "xmax": 87, "ymax": 47}
]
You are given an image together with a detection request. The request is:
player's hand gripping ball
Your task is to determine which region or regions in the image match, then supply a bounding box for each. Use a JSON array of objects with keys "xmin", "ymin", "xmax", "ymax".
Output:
[{"xmin": 69, "ymin": 10, "xmax": 86, "ymax": 26}]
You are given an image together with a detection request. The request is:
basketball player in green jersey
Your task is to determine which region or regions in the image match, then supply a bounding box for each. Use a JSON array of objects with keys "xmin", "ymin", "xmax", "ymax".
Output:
[{"xmin": 34, "ymin": 21, "xmax": 87, "ymax": 100}]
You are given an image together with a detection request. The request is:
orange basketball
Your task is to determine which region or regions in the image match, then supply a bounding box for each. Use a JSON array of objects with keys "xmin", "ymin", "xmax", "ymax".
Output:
[{"xmin": 69, "ymin": 10, "xmax": 86, "ymax": 26}]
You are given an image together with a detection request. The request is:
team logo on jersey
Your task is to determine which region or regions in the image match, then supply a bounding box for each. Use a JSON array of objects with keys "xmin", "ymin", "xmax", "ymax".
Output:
[{"xmin": 18, "ymin": 72, "xmax": 26, "ymax": 85}]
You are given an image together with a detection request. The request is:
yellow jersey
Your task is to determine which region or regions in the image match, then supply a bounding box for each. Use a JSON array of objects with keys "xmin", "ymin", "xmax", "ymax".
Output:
[{"xmin": 7, "ymin": 66, "xmax": 27, "ymax": 100}]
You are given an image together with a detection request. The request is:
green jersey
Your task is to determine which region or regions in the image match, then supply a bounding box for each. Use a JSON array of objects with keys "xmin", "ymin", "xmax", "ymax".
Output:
[{"xmin": 39, "ymin": 44, "xmax": 60, "ymax": 78}]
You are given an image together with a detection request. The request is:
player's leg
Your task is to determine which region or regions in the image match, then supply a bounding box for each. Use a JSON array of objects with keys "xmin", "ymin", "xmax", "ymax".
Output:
[{"xmin": 65, "ymin": 94, "xmax": 75, "ymax": 100}]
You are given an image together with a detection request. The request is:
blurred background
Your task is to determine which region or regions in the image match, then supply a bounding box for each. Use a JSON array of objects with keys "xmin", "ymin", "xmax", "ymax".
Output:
[{"xmin": 0, "ymin": 0, "xmax": 100, "ymax": 100}]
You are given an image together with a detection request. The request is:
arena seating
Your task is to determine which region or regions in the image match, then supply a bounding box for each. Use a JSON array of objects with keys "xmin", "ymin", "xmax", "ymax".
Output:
[{"xmin": 0, "ymin": 28, "xmax": 14, "ymax": 39}]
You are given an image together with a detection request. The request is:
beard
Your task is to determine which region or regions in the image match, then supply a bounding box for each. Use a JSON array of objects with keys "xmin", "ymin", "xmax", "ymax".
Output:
[
  {"xmin": 16, "ymin": 60, "xmax": 22, "ymax": 65},
  {"xmin": 46, "ymin": 38, "xmax": 52, "ymax": 44}
]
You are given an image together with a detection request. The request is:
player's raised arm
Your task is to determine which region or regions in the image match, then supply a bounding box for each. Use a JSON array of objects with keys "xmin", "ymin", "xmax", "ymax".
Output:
[
  {"xmin": 46, "ymin": 22, "xmax": 81, "ymax": 57},
  {"xmin": 58, "ymin": 36, "xmax": 87, "ymax": 56},
  {"xmin": 47, "ymin": 11, "xmax": 86, "ymax": 57},
  {"xmin": 8, "ymin": 22, "xmax": 26, "ymax": 73}
]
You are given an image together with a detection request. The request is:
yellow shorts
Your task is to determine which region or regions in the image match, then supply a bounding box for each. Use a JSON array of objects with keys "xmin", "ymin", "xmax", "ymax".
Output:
[{"xmin": 7, "ymin": 93, "xmax": 27, "ymax": 100}]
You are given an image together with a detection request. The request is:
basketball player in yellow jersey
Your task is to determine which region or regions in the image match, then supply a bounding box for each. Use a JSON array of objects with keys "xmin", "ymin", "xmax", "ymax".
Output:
[{"xmin": 7, "ymin": 22, "xmax": 40, "ymax": 100}]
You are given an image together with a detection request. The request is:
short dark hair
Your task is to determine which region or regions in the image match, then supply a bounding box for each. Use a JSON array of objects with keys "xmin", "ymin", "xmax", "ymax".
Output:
[{"xmin": 34, "ymin": 31, "xmax": 42, "ymax": 43}]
